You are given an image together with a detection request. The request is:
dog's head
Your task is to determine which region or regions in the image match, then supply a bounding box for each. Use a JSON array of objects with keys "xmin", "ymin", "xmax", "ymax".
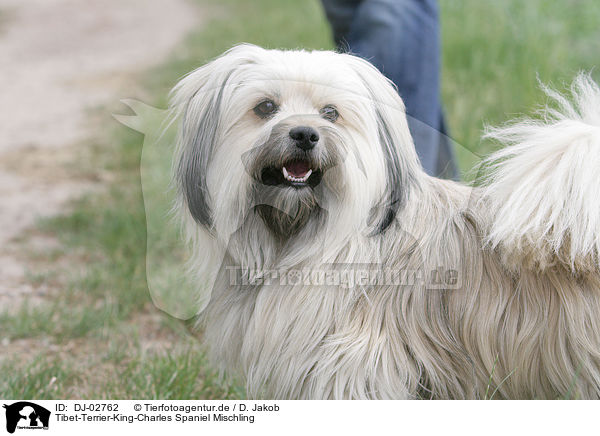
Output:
[{"xmin": 171, "ymin": 44, "xmax": 421, "ymax": 263}]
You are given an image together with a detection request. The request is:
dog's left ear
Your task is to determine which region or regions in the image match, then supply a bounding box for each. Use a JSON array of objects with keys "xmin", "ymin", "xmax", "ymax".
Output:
[
  {"xmin": 346, "ymin": 55, "xmax": 422, "ymax": 234},
  {"xmin": 170, "ymin": 44, "xmax": 263, "ymax": 228}
]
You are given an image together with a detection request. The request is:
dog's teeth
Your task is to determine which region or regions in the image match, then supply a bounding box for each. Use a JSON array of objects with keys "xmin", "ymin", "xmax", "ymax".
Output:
[{"xmin": 282, "ymin": 167, "xmax": 313, "ymax": 183}]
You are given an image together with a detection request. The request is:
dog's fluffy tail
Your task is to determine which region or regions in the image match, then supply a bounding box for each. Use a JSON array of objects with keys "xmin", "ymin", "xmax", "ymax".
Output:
[{"xmin": 481, "ymin": 73, "xmax": 600, "ymax": 272}]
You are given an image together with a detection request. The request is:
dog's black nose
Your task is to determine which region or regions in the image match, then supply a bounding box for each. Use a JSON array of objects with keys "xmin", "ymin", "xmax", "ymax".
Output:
[{"xmin": 289, "ymin": 126, "xmax": 319, "ymax": 150}]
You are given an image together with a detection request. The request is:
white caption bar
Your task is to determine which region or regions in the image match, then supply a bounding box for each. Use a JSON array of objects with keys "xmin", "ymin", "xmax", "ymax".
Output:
[{"xmin": 0, "ymin": 400, "xmax": 595, "ymax": 435}]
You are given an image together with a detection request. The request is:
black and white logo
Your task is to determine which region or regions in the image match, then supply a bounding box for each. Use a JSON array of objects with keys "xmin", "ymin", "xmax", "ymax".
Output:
[{"xmin": 2, "ymin": 402, "xmax": 50, "ymax": 434}]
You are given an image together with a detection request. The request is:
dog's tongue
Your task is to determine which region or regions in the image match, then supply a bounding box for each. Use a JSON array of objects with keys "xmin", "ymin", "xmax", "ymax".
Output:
[{"xmin": 285, "ymin": 160, "xmax": 310, "ymax": 177}]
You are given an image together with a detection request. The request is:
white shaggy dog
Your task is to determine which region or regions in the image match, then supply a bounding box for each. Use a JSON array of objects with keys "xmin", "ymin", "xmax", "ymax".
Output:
[{"xmin": 170, "ymin": 44, "xmax": 600, "ymax": 399}]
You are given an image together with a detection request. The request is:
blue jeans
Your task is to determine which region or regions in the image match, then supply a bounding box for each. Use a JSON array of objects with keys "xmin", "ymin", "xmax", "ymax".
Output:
[{"xmin": 321, "ymin": 0, "xmax": 457, "ymax": 178}]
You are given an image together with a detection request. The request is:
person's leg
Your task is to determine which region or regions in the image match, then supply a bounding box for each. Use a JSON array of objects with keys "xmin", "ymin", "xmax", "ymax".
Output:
[
  {"xmin": 321, "ymin": 0, "xmax": 457, "ymax": 178},
  {"xmin": 320, "ymin": 0, "xmax": 363, "ymax": 48}
]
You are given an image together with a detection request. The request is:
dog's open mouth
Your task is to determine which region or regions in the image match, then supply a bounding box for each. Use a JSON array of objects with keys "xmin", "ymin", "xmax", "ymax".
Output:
[{"xmin": 260, "ymin": 159, "xmax": 322, "ymax": 188}]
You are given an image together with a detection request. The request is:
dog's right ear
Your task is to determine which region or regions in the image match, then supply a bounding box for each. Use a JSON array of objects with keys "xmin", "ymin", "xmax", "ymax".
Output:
[{"xmin": 170, "ymin": 44, "xmax": 262, "ymax": 228}]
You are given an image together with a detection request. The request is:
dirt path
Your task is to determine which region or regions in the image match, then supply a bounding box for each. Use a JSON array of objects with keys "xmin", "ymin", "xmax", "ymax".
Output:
[{"xmin": 0, "ymin": 0, "xmax": 199, "ymax": 305}]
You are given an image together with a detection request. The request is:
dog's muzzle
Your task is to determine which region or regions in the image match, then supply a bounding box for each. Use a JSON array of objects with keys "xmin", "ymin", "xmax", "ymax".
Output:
[{"xmin": 259, "ymin": 125, "xmax": 324, "ymax": 189}]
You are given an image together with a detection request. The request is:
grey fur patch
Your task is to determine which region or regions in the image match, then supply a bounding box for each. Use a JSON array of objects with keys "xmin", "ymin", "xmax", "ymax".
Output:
[
  {"xmin": 355, "ymin": 75, "xmax": 416, "ymax": 234},
  {"xmin": 177, "ymin": 72, "xmax": 233, "ymax": 227},
  {"xmin": 373, "ymin": 105, "xmax": 409, "ymax": 233}
]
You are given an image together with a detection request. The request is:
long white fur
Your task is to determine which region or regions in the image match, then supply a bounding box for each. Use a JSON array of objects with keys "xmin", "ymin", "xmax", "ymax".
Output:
[
  {"xmin": 481, "ymin": 74, "xmax": 600, "ymax": 272},
  {"xmin": 171, "ymin": 44, "xmax": 600, "ymax": 399}
]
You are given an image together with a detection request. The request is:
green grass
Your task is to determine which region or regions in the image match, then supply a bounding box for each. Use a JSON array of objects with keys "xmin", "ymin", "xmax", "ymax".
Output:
[
  {"xmin": 1, "ymin": 0, "xmax": 599, "ymax": 399},
  {"xmin": 441, "ymin": 0, "xmax": 600, "ymax": 173},
  {"xmin": 1, "ymin": 357, "xmax": 80, "ymax": 399}
]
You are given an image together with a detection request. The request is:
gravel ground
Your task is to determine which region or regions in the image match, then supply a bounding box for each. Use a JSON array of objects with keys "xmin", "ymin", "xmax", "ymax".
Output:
[{"xmin": 0, "ymin": 0, "xmax": 199, "ymax": 305}]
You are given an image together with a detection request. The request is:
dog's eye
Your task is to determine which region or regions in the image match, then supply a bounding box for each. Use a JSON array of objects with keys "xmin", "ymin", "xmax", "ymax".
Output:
[
  {"xmin": 320, "ymin": 105, "xmax": 339, "ymax": 122},
  {"xmin": 253, "ymin": 100, "xmax": 278, "ymax": 118}
]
